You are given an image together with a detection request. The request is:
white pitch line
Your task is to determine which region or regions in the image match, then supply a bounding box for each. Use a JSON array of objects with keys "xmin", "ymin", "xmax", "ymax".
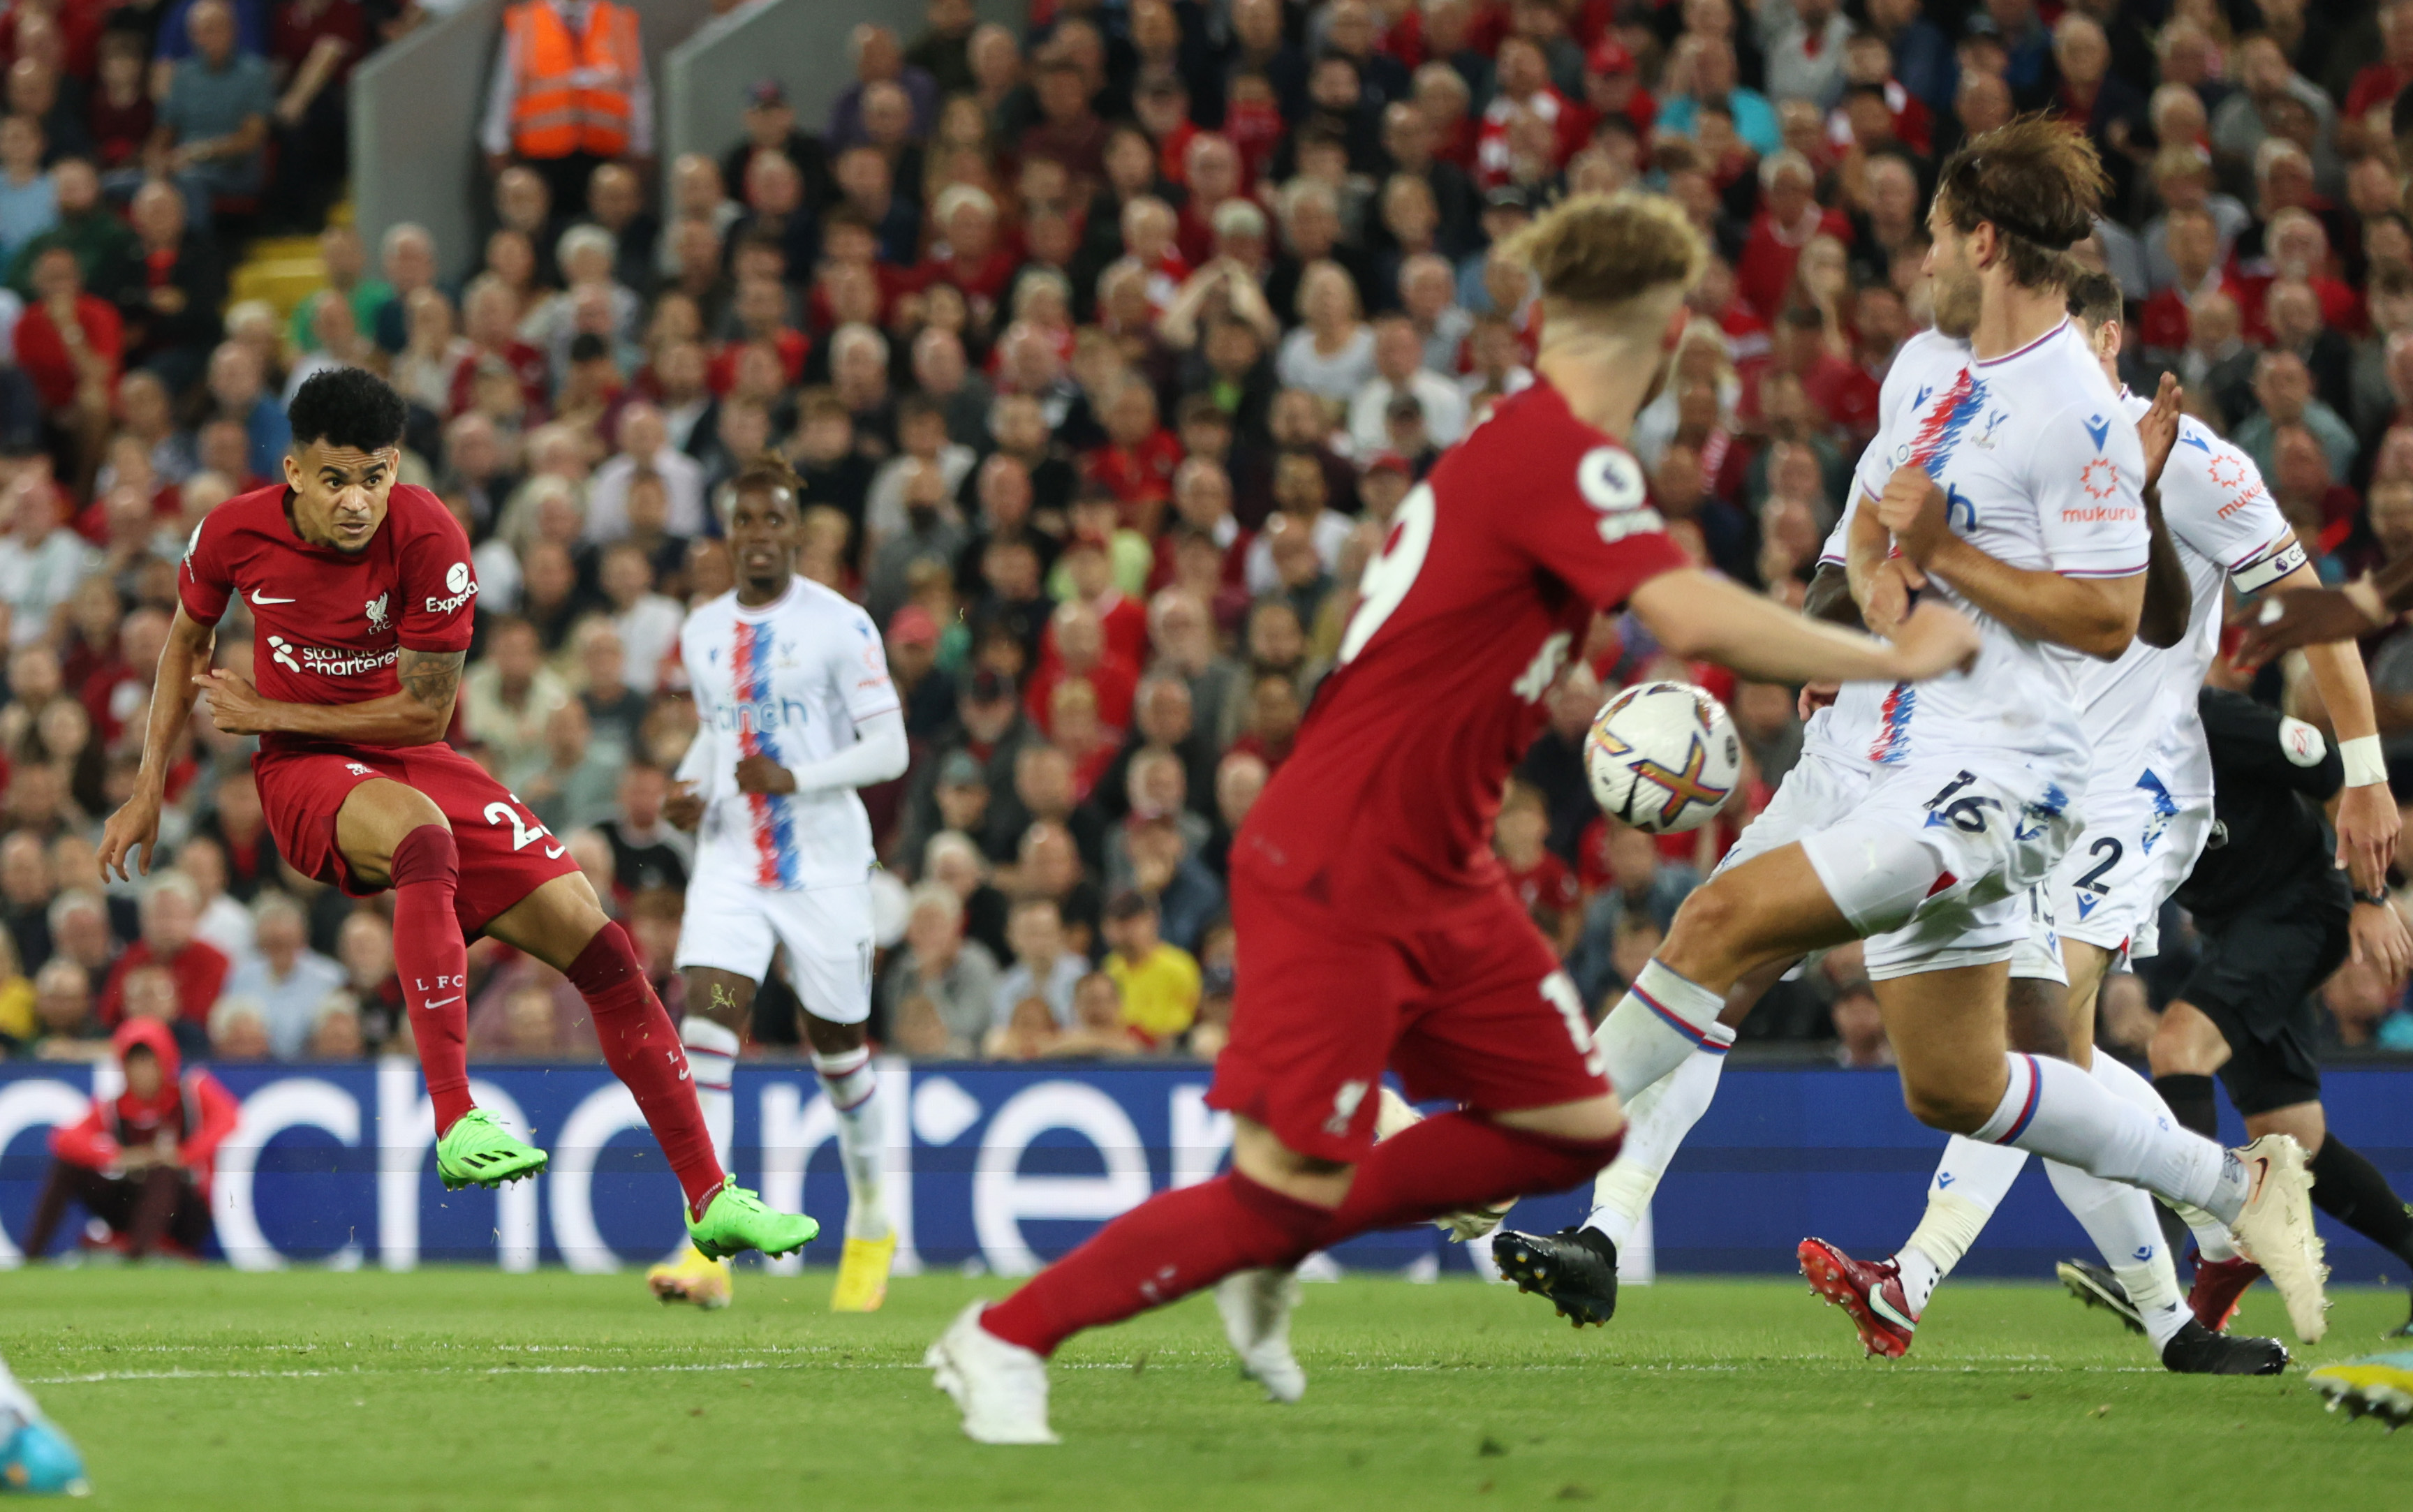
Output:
[{"xmin": 24, "ymin": 1356, "xmax": 2163, "ymax": 1386}]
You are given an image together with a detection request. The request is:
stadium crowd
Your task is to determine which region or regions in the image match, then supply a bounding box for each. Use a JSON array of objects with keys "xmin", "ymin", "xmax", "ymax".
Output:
[{"xmin": 3, "ymin": 0, "xmax": 2413, "ymax": 1076}]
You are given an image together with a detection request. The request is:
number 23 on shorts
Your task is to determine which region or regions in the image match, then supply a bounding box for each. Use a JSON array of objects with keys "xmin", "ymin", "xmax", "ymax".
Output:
[{"xmin": 485, "ymin": 798, "xmax": 565, "ymax": 859}]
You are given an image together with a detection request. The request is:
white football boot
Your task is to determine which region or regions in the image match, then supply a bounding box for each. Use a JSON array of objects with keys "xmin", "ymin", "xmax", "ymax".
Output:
[
  {"xmin": 926, "ymin": 1302, "xmax": 1059, "ymax": 1444},
  {"xmin": 1214, "ymin": 1267, "xmax": 1306, "ymax": 1403},
  {"xmin": 2226, "ymin": 1134, "xmax": 2329, "ymax": 1343}
]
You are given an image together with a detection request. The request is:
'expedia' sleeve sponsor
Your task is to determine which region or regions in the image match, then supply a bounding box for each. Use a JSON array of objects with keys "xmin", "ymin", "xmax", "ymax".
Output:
[
  {"xmin": 397, "ymin": 490, "xmax": 480, "ymax": 652},
  {"xmin": 2028, "ymin": 400, "xmax": 2150, "ymax": 579}
]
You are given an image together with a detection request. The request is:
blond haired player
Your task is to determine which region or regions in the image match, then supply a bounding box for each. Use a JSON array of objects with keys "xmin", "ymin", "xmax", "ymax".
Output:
[{"xmin": 924, "ymin": 192, "xmax": 1984, "ymax": 1444}]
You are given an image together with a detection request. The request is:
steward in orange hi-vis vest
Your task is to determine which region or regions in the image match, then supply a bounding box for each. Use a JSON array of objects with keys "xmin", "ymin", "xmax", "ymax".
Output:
[{"xmin": 504, "ymin": 0, "xmax": 642, "ymax": 160}]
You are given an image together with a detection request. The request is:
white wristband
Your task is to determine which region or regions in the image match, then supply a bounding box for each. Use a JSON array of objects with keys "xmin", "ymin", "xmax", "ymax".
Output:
[{"xmin": 2340, "ymin": 734, "xmax": 2389, "ymax": 789}]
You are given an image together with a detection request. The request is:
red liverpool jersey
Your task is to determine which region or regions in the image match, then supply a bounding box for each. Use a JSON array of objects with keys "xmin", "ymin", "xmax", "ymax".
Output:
[
  {"xmin": 178, "ymin": 483, "xmax": 480, "ymax": 754},
  {"xmin": 1238, "ymin": 379, "xmax": 1689, "ymax": 914}
]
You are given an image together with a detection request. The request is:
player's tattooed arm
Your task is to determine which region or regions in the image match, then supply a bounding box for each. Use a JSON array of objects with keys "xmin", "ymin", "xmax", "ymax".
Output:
[
  {"xmin": 398, "ymin": 648, "xmax": 466, "ymax": 724},
  {"xmin": 204, "ymin": 646, "xmax": 465, "ymax": 747}
]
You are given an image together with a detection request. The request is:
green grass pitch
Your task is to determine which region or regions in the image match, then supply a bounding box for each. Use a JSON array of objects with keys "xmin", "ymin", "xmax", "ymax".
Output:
[{"xmin": 5, "ymin": 1268, "xmax": 2403, "ymax": 1510}]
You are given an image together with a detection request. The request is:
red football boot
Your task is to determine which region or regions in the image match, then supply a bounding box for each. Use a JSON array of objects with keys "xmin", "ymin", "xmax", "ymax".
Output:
[
  {"xmin": 2187, "ymin": 1252, "xmax": 2264, "ymax": 1333},
  {"xmin": 1799, "ymin": 1237, "xmax": 1918, "ymax": 1358}
]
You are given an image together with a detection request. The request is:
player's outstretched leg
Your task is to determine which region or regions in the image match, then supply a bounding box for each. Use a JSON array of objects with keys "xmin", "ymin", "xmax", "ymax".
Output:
[
  {"xmin": 0, "ymin": 1351, "xmax": 87, "ymax": 1497},
  {"xmin": 341, "ymin": 787, "xmax": 550, "ymax": 1187},
  {"xmin": 934, "ymin": 1109, "xmax": 1621, "ymax": 1444},
  {"xmin": 2053, "ymin": 1259, "xmax": 2288, "ymax": 1374},
  {"xmin": 486, "ymin": 877, "xmax": 817, "ymax": 1260}
]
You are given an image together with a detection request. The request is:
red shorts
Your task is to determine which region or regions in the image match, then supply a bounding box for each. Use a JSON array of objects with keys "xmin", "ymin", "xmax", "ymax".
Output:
[
  {"xmin": 1206, "ymin": 866, "xmax": 1611, "ymax": 1164},
  {"xmin": 253, "ymin": 739, "xmax": 582, "ymax": 936}
]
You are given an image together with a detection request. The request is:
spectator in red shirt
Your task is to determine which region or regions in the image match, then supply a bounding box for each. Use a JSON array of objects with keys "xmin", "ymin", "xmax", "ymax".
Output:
[
  {"xmin": 96, "ymin": 873, "xmax": 230, "ymax": 1029},
  {"xmin": 2136, "ymin": 205, "xmax": 2239, "ymax": 359},
  {"xmin": 1223, "ymin": 669, "xmax": 1301, "ymax": 773},
  {"xmin": 1084, "ymin": 377, "xmax": 1182, "ymax": 529},
  {"xmin": 1574, "ymin": 41, "xmax": 1655, "ymax": 149},
  {"xmin": 1735, "ymin": 149, "xmax": 1852, "ymax": 321},
  {"xmin": 917, "ymin": 183, "xmax": 1017, "ymax": 321},
  {"xmin": 2345, "ymin": 0, "xmax": 2413, "ymax": 121},
  {"xmin": 711, "ymin": 274, "xmax": 809, "ymax": 392},
  {"xmin": 1497, "ymin": 782, "xmax": 1579, "ymax": 957},
  {"xmin": 1027, "ymin": 598, "xmax": 1137, "ymax": 736},
  {"xmin": 21, "ymin": 1018, "xmax": 236, "ymax": 1261},
  {"xmin": 1021, "ymin": 54, "xmax": 1106, "ymax": 190},
  {"xmin": 1475, "ymin": 35, "xmax": 1577, "ymax": 189},
  {"xmin": 451, "ymin": 274, "xmax": 547, "ymax": 417},
  {"xmin": 14, "ymin": 242, "xmax": 117, "ymax": 491},
  {"xmin": 85, "ymin": 30, "xmax": 154, "ymax": 172}
]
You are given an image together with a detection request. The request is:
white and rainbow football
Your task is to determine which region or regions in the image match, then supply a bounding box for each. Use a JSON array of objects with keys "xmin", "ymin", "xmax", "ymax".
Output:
[{"xmin": 1584, "ymin": 680, "xmax": 1741, "ymax": 835}]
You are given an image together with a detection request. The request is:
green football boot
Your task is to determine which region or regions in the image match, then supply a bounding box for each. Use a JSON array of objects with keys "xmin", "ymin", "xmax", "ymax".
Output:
[
  {"xmin": 686, "ymin": 1176, "xmax": 820, "ymax": 1261},
  {"xmin": 435, "ymin": 1109, "xmax": 549, "ymax": 1190}
]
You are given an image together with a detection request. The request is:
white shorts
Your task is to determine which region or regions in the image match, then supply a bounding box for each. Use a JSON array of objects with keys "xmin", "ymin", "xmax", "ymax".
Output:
[
  {"xmin": 1796, "ymin": 754, "xmax": 2083, "ymax": 981},
  {"xmin": 2051, "ymin": 769, "xmax": 2212, "ymax": 961},
  {"xmin": 1715, "ymin": 746, "xmax": 1879, "ymax": 879},
  {"xmin": 672, "ymin": 868, "xmax": 875, "ymax": 1025},
  {"xmin": 2008, "ymin": 886, "xmax": 2067, "ymax": 985}
]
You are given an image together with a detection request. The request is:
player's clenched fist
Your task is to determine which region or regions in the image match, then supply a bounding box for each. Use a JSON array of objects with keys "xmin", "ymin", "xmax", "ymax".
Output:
[
  {"xmin": 192, "ymin": 668, "xmax": 273, "ymax": 736},
  {"xmin": 734, "ymin": 754, "xmax": 798, "ymax": 795},
  {"xmin": 1875, "ymin": 464, "xmax": 1949, "ymax": 567},
  {"xmin": 663, "ymin": 779, "xmax": 706, "ymax": 831}
]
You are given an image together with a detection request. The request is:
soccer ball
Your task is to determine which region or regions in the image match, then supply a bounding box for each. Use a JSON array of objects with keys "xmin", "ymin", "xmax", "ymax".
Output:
[{"xmin": 1584, "ymin": 681, "xmax": 1741, "ymax": 835}]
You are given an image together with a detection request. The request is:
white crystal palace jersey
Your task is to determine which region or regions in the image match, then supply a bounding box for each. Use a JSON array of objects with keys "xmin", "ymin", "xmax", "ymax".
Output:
[
  {"xmin": 1818, "ymin": 320, "xmax": 2147, "ymax": 778},
  {"xmin": 1806, "ymin": 328, "xmax": 1970, "ymax": 769},
  {"xmin": 2116, "ymin": 401, "xmax": 2301, "ymax": 802},
  {"xmin": 674, "ymin": 575, "xmax": 899, "ymax": 891}
]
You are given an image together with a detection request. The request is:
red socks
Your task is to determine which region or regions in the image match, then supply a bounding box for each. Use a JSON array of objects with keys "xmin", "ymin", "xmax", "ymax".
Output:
[
  {"xmin": 980, "ymin": 1173, "xmax": 1330, "ymax": 1357},
  {"xmin": 1327, "ymin": 1110, "xmax": 1621, "ymax": 1236},
  {"xmin": 566, "ymin": 921, "xmax": 727, "ymax": 1218},
  {"xmin": 980, "ymin": 1113, "xmax": 1622, "ymax": 1359},
  {"xmin": 391, "ymin": 825, "xmax": 473, "ymax": 1134}
]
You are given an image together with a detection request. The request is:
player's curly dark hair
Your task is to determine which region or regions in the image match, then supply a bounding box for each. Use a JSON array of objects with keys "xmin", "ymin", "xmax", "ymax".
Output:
[
  {"xmin": 1935, "ymin": 117, "xmax": 2109, "ymax": 290},
  {"xmin": 728, "ymin": 454, "xmax": 802, "ymax": 512},
  {"xmin": 287, "ymin": 368, "xmax": 408, "ymax": 454}
]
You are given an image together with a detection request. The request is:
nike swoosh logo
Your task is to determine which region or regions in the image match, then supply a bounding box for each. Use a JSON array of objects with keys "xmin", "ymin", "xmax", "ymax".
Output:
[
  {"xmin": 251, "ymin": 590, "xmax": 295, "ymax": 605},
  {"xmin": 2248, "ymin": 1157, "xmax": 2269, "ymax": 1207},
  {"xmin": 422, "ymin": 995, "xmax": 461, "ymax": 1009},
  {"xmin": 543, "ymin": 845, "xmax": 566, "ymax": 859}
]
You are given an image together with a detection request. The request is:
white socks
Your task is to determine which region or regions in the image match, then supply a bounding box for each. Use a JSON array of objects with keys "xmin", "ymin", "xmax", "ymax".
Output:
[
  {"xmin": 1595, "ymin": 960, "xmax": 1727, "ymax": 1100},
  {"xmin": 680, "ymin": 1016, "xmax": 740, "ymax": 1173},
  {"xmin": 2043, "ymin": 1157, "xmax": 2189, "ymax": 1348},
  {"xmin": 1892, "ymin": 1090, "xmax": 2189, "ymax": 1346},
  {"xmin": 2083, "ymin": 1051, "xmax": 2241, "ymax": 1261},
  {"xmin": 1896, "ymin": 1135, "xmax": 2028, "ymax": 1314},
  {"xmin": 1585, "ymin": 1038, "xmax": 1730, "ymax": 1247},
  {"xmin": 1971, "ymin": 1053, "xmax": 2246, "ymax": 1224},
  {"xmin": 813, "ymin": 1046, "xmax": 891, "ymax": 1242}
]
